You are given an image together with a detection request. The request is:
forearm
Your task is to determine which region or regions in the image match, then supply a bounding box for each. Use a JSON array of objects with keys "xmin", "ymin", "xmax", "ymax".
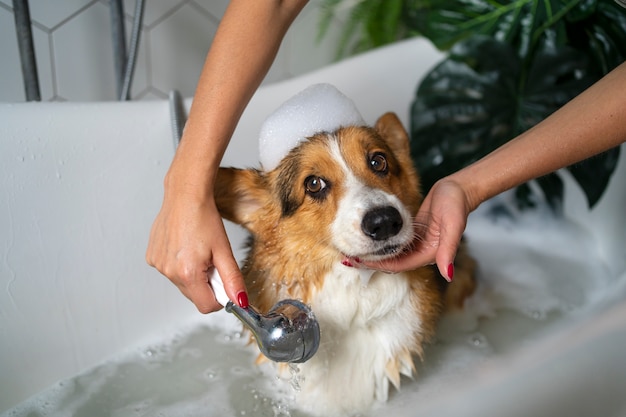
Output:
[
  {"xmin": 166, "ymin": 0, "xmax": 308, "ymax": 196},
  {"xmin": 452, "ymin": 61, "xmax": 626, "ymax": 211}
]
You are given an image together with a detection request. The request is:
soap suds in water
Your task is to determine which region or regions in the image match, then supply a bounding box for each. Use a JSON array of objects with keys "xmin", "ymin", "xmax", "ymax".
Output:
[
  {"xmin": 4, "ymin": 200, "xmax": 620, "ymax": 417},
  {"xmin": 3, "ymin": 87, "xmax": 622, "ymax": 417},
  {"xmin": 258, "ymin": 84, "xmax": 365, "ymax": 171}
]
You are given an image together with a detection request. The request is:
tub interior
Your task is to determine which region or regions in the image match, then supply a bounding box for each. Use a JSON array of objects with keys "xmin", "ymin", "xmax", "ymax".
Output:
[{"xmin": 1, "ymin": 38, "xmax": 625, "ymax": 417}]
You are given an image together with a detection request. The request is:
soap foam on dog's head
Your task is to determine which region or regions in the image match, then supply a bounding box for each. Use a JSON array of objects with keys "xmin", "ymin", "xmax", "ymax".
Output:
[{"xmin": 259, "ymin": 83, "xmax": 365, "ymax": 171}]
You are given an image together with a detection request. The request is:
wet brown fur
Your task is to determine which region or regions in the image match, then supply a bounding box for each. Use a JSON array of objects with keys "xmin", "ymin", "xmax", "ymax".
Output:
[{"xmin": 214, "ymin": 112, "xmax": 475, "ymax": 364}]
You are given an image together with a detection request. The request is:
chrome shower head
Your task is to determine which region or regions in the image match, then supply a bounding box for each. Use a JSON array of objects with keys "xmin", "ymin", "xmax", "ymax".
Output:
[{"xmin": 209, "ymin": 269, "xmax": 320, "ymax": 363}]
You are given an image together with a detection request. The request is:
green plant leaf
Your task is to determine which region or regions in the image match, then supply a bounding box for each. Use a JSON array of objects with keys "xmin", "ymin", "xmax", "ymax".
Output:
[
  {"xmin": 317, "ymin": 0, "xmax": 345, "ymax": 44},
  {"xmin": 318, "ymin": 0, "xmax": 413, "ymax": 59},
  {"xmin": 405, "ymin": 0, "xmax": 535, "ymax": 51},
  {"xmin": 404, "ymin": 0, "xmax": 618, "ymax": 60},
  {"xmin": 567, "ymin": 147, "xmax": 621, "ymax": 208},
  {"xmin": 410, "ymin": 36, "xmax": 619, "ymax": 210},
  {"xmin": 317, "ymin": 0, "xmax": 625, "ymax": 210},
  {"xmin": 535, "ymin": 173, "xmax": 564, "ymax": 213},
  {"xmin": 568, "ymin": 0, "xmax": 626, "ymax": 74}
]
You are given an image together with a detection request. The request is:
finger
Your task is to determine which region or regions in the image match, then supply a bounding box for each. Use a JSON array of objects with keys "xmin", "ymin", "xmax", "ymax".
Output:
[
  {"xmin": 360, "ymin": 244, "xmax": 436, "ymax": 272},
  {"xmin": 184, "ymin": 277, "xmax": 223, "ymax": 314},
  {"xmin": 213, "ymin": 250, "xmax": 248, "ymax": 308},
  {"xmin": 170, "ymin": 257, "xmax": 224, "ymax": 313},
  {"xmin": 434, "ymin": 216, "xmax": 466, "ymax": 282}
]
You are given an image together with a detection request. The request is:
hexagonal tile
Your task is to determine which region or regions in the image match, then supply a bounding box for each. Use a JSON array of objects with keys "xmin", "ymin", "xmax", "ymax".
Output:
[
  {"xmin": 53, "ymin": 2, "xmax": 116, "ymax": 100},
  {"xmin": 32, "ymin": 23, "xmax": 55, "ymax": 100},
  {"xmin": 25, "ymin": 0, "xmax": 94, "ymax": 30},
  {"xmin": 1, "ymin": 0, "xmax": 341, "ymax": 102},
  {"xmin": 148, "ymin": 3, "xmax": 218, "ymax": 97},
  {"xmin": 53, "ymin": 1, "xmax": 148, "ymax": 101},
  {"xmin": 136, "ymin": 87, "xmax": 167, "ymax": 101},
  {"xmin": 123, "ymin": 0, "xmax": 185, "ymax": 28},
  {"xmin": 190, "ymin": 0, "xmax": 230, "ymax": 21}
]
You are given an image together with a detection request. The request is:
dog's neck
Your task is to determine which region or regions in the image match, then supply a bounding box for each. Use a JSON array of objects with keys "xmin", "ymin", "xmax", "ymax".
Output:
[
  {"xmin": 340, "ymin": 256, "xmax": 379, "ymax": 286},
  {"xmin": 344, "ymin": 263, "xmax": 377, "ymax": 286}
]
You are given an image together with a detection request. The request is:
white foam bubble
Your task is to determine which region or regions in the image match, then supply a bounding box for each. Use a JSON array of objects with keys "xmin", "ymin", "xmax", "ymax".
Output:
[{"xmin": 258, "ymin": 83, "xmax": 365, "ymax": 171}]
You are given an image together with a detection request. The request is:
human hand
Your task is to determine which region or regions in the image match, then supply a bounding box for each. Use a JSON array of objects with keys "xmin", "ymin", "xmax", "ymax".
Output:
[
  {"xmin": 360, "ymin": 178, "xmax": 473, "ymax": 281},
  {"xmin": 146, "ymin": 183, "xmax": 248, "ymax": 313}
]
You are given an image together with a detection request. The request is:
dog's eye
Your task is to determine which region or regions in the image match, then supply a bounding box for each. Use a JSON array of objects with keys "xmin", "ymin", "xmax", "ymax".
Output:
[
  {"xmin": 369, "ymin": 152, "xmax": 388, "ymax": 174},
  {"xmin": 304, "ymin": 176, "xmax": 327, "ymax": 194}
]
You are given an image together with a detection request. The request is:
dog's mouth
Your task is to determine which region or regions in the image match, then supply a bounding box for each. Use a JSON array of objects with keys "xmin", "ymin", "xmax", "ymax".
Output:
[
  {"xmin": 342, "ymin": 242, "xmax": 410, "ymax": 263},
  {"xmin": 374, "ymin": 244, "xmax": 402, "ymax": 257}
]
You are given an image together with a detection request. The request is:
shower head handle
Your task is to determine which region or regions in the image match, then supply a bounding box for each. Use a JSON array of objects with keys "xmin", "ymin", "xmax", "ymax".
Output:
[{"xmin": 209, "ymin": 268, "xmax": 320, "ymax": 363}]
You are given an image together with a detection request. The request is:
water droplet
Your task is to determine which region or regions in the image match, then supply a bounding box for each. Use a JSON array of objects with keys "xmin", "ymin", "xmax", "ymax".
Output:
[
  {"xmin": 528, "ymin": 309, "xmax": 547, "ymax": 320},
  {"xmin": 468, "ymin": 332, "xmax": 488, "ymax": 348}
]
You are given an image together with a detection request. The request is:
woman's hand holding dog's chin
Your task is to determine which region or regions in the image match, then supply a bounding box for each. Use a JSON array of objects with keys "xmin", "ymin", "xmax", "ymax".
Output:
[
  {"xmin": 146, "ymin": 178, "xmax": 248, "ymax": 314},
  {"xmin": 360, "ymin": 178, "xmax": 472, "ymax": 282}
]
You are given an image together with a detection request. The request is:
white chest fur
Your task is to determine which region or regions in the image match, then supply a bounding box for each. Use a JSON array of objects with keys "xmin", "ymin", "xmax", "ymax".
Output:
[{"xmin": 291, "ymin": 263, "xmax": 424, "ymax": 416}]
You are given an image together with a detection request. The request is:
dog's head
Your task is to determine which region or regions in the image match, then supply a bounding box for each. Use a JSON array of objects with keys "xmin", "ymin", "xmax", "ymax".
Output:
[
  {"xmin": 215, "ymin": 112, "xmax": 422, "ymax": 265},
  {"xmin": 215, "ymin": 113, "xmax": 422, "ymax": 266}
]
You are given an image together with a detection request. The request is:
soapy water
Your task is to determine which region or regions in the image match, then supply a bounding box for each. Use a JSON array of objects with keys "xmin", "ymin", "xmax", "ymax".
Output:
[
  {"xmin": 3, "ymin": 200, "xmax": 622, "ymax": 417},
  {"xmin": 2, "ymin": 318, "xmax": 300, "ymax": 417}
]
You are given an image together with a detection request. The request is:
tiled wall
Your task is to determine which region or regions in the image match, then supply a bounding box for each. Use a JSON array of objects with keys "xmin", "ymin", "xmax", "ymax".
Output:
[{"xmin": 0, "ymin": 0, "xmax": 344, "ymax": 102}]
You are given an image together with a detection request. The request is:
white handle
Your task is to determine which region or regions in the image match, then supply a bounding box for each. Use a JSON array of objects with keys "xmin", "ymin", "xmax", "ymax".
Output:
[{"xmin": 208, "ymin": 268, "xmax": 230, "ymax": 306}]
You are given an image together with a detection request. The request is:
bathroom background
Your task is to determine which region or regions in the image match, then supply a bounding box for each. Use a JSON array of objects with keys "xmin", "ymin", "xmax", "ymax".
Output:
[{"xmin": 0, "ymin": 0, "xmax": 343, "ymax": 103}]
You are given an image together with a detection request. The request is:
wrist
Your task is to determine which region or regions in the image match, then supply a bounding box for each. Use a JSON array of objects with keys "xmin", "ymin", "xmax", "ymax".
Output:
[
  {"xmin": 442, "ymin": 167, "xmax": 485, "ymax": 214},
  {"xmin": 164, "ymin": 154, "xmax": 217, "ymax": 202},
  {"xmin": 164, "ymin": 128, "xmax": 227, "ymax": 200}
]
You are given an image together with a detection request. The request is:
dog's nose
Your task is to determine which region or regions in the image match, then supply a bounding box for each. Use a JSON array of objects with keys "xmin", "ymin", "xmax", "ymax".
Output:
[{"xmin": 361, "ymin": 206, "xmax": 403, "ymax": 241}]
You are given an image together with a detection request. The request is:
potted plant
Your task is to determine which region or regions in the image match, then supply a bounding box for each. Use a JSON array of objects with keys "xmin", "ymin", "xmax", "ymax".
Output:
[{"xmin": 319, "ymin": 0, "xmax": 625, "ymax": 212}]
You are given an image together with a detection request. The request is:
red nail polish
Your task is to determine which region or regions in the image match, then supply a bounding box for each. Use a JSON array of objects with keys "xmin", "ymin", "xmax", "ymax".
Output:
[
  {"xmin": 237, "ymin": 291, "xmax": 249, "ymax": 308},
  {"xmin": 447, "ymin": 263, "xmax": 454, "ymax": 282}
]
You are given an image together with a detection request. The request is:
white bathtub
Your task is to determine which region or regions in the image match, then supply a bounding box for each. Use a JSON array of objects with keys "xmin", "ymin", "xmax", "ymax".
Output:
[{"xmin": 1, "ymin": 38, "xmax": 625, "ymax": 416}]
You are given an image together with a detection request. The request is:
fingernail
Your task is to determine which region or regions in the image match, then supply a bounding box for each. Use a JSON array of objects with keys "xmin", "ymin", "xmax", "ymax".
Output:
[
  {"xmin": 341, "ymin": 259, "xmax": 354, "ymax": 267},
  {"xmin": 447, "ymin": 263, "xmax": 454, "ymax": 282},
  {"xmin": 237, "ymin": 291, "xmax": 249, "ymax": 308}
]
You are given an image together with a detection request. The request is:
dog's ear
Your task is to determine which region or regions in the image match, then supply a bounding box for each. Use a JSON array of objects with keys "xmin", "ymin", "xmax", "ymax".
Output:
[
  {"xmin": 374, "ymin": 112, "xmax": 410, "ymax": 155},
  {"xmin": 214, "ymin": 167, "xmax": 271, "ymax": 230}
]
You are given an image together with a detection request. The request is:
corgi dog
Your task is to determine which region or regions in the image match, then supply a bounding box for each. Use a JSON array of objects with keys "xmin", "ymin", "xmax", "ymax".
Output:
[{"xmin": 215, "ymin": 112, "xmax": 476, "ymax": 416}]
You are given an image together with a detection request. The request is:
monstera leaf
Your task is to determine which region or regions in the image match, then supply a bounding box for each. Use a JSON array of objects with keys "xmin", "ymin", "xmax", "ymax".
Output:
[
  {"xmin": 568, "ymin": 0, "xmax": 626, "ymax": 74},
  {"xmin": 317, "ymin": 0, "xmax": 625, "ymax": 211},
  {"xmin": 410, "ymin": 36, "xmax": 621, "ymax": 211},
  {"xmin": 405, "ymin": 0, "xmax": 620, "ymax": 55}
]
